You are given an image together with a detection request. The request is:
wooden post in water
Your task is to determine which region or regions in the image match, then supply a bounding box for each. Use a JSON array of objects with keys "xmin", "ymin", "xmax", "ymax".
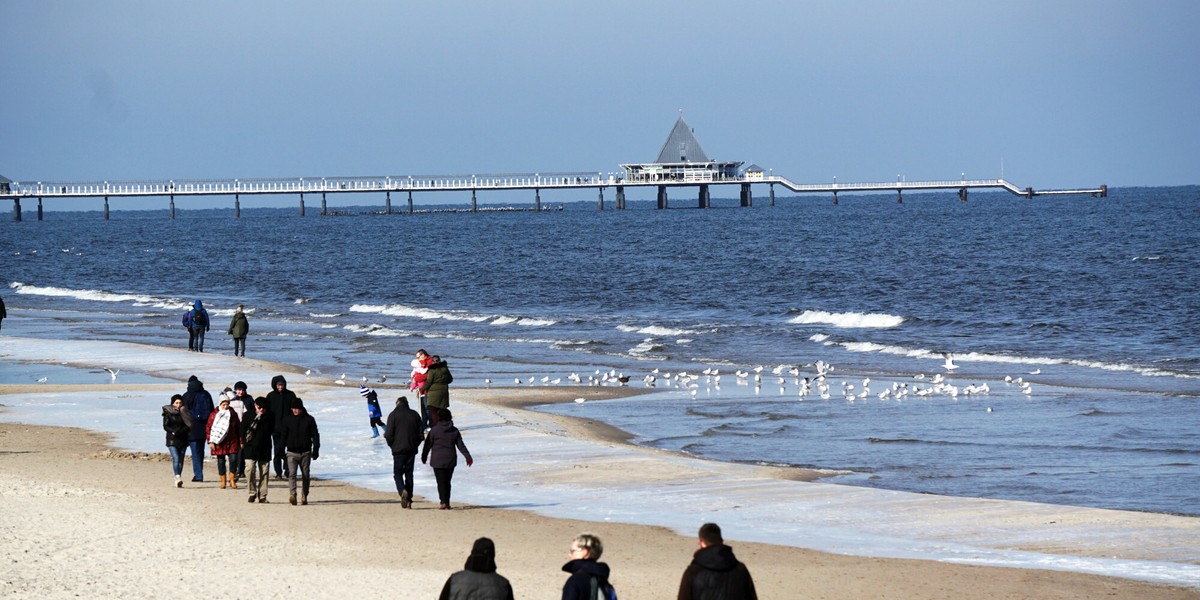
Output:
[
  {"xmin": 959, "ymin": 188, "xmax": 968, "ymax": 203},
  {"xmin": 740, "ymin": 183, "xmax": 752, "ymax": 207},
  {"xmin": 386, "ymin": 191, "xmax": 392, "ymax": 214},
  {"xmin": 833, "ymin": 190, "xmax": 838, "ymax": 205},
  {"xmin": 299, "ymin": 193, "xmax": 305, "ymax": 217},
  {"xmin": 38, "ymin": 197, "xmax": 43, "ymax": 221},
  {"xmin": 597, "ymin": 187, "xmax": 603, "ymax": 210},
  {"xmin": 535, "ymin": 188, "xmax": 541, "ymax": 211},
  {"xmin": 13, "ymin": 198, "xmax": 21, "ymax": 222},
  {"xmin": 104, "ymin": 196, "xmax": 109, "ymax": 220},
  {"xmin": 235, "ymin": 193, "xmax": 241, "ymax": 219},
  {"xmin": 698, "ymin": 184, "xmax": 710, "ymax": 208},
  {"xmin": 770, "ymin": 183, "xmax": 775, "ymax": 207},
  {"xmin": 170, "ymin": 194, "xmax": 175, "ymax": 220},
  {"xmin": 616, "ymin": 185, "xmax": 625, "ymax": 210},
  {"xmin": 657, "ymin": 185, "xmax": 667, "ymax": 209},
  {"xmin": 897, "ymin": 189, "xmax": 902, "ymax": 205},
  {"xmin": 472, "ymin": 189, "xmax": 478, "ymax": 212},
  {"xmin": 321, "ymin": 192, "xmax": 327, "ymax": 216},
  {"xmin": 407, "ymin": 191, "xmax": 413, "ymax": 214}
]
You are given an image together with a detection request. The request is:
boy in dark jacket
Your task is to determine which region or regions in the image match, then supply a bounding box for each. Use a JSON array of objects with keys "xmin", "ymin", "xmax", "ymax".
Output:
[{"xmin": 677, "ymin": 523, "xmax": 757, "ymax": 600}]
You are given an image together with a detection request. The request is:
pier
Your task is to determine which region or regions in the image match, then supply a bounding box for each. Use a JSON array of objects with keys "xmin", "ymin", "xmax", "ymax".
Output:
[{"xmin": 0, "ymin": 116, "xmax": 1106, "ymax": 221}]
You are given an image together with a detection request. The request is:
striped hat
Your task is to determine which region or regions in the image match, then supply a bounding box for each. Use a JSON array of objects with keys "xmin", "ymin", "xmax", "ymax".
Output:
[{"xmin": 359, "ymin": 384, "xmax": 373, "ymax": 398}]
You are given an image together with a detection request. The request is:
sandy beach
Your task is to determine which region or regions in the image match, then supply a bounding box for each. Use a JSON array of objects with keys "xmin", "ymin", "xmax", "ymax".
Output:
[{"xmin": 1, "ymin": 337, "xmax": 1198, "ymax": 599}]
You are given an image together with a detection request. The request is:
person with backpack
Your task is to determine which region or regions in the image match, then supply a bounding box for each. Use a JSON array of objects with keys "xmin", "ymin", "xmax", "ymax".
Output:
[
  {"xmin": 183, "ymin": 310, "xmax": 196, "ymax": 351},
  {"xmin": 562, "ymin": 533, "xmax": 617, "ymax": 600},
  {"xmin": 181, "ymin": 375, "xmax": 215, "ymax": 482},
  {"xmin": 189, "ymin": 300, "xmax": 211, "ymax": 352}
]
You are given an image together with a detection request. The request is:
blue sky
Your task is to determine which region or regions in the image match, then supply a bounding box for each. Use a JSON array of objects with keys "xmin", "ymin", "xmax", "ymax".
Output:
[{"xmin": 2, "ymin": 0, "xmax": 1197, "ymax": 203}]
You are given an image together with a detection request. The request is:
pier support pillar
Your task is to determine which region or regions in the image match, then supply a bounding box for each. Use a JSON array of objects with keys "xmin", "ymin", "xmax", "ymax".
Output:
[
  {"xmin": 472, "ymin": 189, "xmax": 478, "ymax": 212},
  {"xmin": 740, "ymin": 183, "xmax": 752, "ymax": 207},
  {"xmin": 657, "ymin": 185, "xmax": 668, "ymax": 209},
  {"xmin": 897, "ymin": 190, "xmax": 902, "ymax": 205},
  {"xmin": 770, "ymin": 183, "xmax": 775, "ymax": 207},
  {"xmin": 300, "ymin": 193, "xmax": 305, "ymax": 217},
  {"xmin": 13, "ymin": 198, "xmax": 21, "ymax": 222},
  {"xmin": 170, "ymin": 195, "xmax": 176, "ymax": 220},
  {"xmin": 597, "ymin": 187, "xmax": 604, "ymax": 210},
  {"xmin": 833, "ymin": 190, "xmax": 838, "ymax": 205},
  {"xmin": 535, "ymin": 188, "xmax": 541, "ymax": 211},
  {"xmin": 408, "ymin": 191, "xmax": 413, "ymax": 214},
  {"xmin": 235, "ymin": 194, "xmax": 241, "ymax": 219},
  {"xmin": 321, "ymin": 192, "xmax": 327, "ymax": 216},
  {"xmin": 38, "ymin": 197, "xmax": 43, "ymax": 221},
  {"xmin": 104, "ymin": 196, "xmax": 110, "ymax": 220},
  {"xmin": 958, "ymin": 188, "xmax": 968, "ymax": 203},
  {"xmin": 1100, "ymin": 185, "xmax": 1108, "ymax": 198},
  {"xmin": 616, "ymin": 185, "xmax": 625, "ymax": 210},
  {"xmin": 386, "ymin": 191, "xmax": 392, "ymax": 214},
  {"xmin": 1025, "ymin": 187, "xmax": 1034, "ymax": 200},
  {"xmin": 698, "ymin": 184, "xmax": 710, "ymax": 208}
]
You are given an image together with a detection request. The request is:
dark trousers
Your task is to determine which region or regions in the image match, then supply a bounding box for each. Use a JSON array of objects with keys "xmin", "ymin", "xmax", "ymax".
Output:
[
  {"xmin": 187, "ymin": 328, "xmax": 198, "ymax": 351},
  {"xmin": 272, "ymin": 431, "xmax": 286, "ymax": 477},
  {"xmin": 233, "ymin": 337, "xmax": 246, "ymax": 357},
  {"xmin": 433, "ymin": 466, "xmax": 455, "ymax": 505},
  {"xmin": 286, "ymin": 451, "xmax": 312, "ymax": 498},
  {"xmin": 392, "ymin": 452, "xmax": 416, "ymax": 497}
]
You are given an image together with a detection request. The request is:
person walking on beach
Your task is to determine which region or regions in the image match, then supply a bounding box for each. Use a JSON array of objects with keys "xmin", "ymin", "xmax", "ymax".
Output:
[
  {"xmin": 181, "ymin": 375, "xmax": 214, "ymax": 482},
  {"xmin": 421, "ymin": 354, "xmax": 453, "ymax": 427},
  {"xmin": 411, "ymin": 349, "xmax": 432, "ymax": 428},
  {"xmin": 421, "ymin": 408, "xmax": 472, "ymax": 510},
  {"xmin": 162, "ymin": 394, "xmax": 190, "ymax": 488},
  {"xmin": 265, "ymin": 374, "xmax": 298, "ymax": 479},
  {"xmin": 206, "ymin": 395, "xmax": 242, "ymax": 489},
  {"xmin": 280, "ymin": 398, "xmax": 319, "ymax": 506},
  {"xmin": 361, "ymin": 385, "xmax": 387, "ymax": 438},
  {"xmin": 562, "ymin": 533, "xmax": 616, "ymax": 600},
  {"xmin": 677, "ymin": 523, "xmax": 757, "ymax": 600},
  {"xmin": 226, "ymin": 303, "xmax": 250, "ymax": 358},
  {"xmin": 0, "ymin": 294, "xmax": 7, "ymax": 332},
  {"xmin": 439, "ymin": 537, "xmax": 515, "ymax": 600},
  {"xmin": 241, "ymin": 397, "xmax": 274, "ymax": 503},
  {"xmin": 384, "ymin": 395, "xmax": 423, "ymax": 508},
  {"xmin": 188, "ymin": 300, "xmax": 211, "ymax": 352},
  {"xmin": 228, "ymin": 381, "xmax": 253, "ymax": 480}
]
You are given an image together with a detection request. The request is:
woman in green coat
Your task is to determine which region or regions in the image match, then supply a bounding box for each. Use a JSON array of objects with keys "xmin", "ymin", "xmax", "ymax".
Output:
[
  {"xmin": 227, "ymin": 304, "xmax": 250, "ymax": 358},
  {"xmin": 420, "ymin": 355, "xmax": 453, "ymax": 426}
]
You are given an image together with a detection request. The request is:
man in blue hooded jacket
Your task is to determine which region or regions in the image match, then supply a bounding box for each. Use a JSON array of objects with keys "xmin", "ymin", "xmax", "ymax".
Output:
[
  {"xmin": 189, "ymin": 300, "xmax": 211, "ymax": 352},
  {"xmin": 181, "ymin": 375, "xmax": 215, "ymax": 481}
]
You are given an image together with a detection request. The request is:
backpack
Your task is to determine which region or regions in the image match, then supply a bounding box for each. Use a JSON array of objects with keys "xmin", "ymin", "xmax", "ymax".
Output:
[
  {"xmin": 182, "ymin": 312, "xmax": 192, "ymax": 328},
  {"xmin": 589, "ymin": 577, "xmax": 617, "ymax": 600},
  {"xmin": 192, "ymin": 310, "xmax": 207, "ymax": 327}
]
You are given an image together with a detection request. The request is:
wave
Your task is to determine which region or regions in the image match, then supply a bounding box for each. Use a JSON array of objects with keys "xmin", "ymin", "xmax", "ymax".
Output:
[
  {"xmin": 350, "ymin": 303, "xmax": 556, "ymax": 326},
  {"xmin": 9, "ymin": 281, "xmax": 189, "ymax": 310},
  {"xmin": 789, "ymin": 310, "xmax": 904, "ymax": 329},
  {"xmin": 617, "ymin": 324, "xmax": 704, "ymax": 337},
  {"xmin": 1131, "ymin": 256, "xmax": 1163, "ymax": 261}
]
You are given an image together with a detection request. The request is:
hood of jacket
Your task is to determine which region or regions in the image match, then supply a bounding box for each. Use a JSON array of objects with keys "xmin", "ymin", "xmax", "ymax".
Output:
[
  {"xmin": 186, "ymin": 376, "xmax": 205, "ymax": 394},
  {"xmin": 691, "ymin": 544, "xmax": 741, "ymax": 572},
  {"xmin": 192, "ymin": 300, "xmax": 204, "ymax": 311},
  {"xmin": 271, "ymin": 374, "xmax": 288, "ymax": 390},
  {"xmin": 162, "ymin": 404, "xmax": 181, "ymax": 415},
  {"xmin": 562, "ymin": 558, "xmax": 610, "ymax": 580}
]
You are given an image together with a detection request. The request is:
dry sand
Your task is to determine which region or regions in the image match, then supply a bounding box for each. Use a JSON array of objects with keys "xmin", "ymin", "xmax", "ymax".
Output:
[{"xmin": 1, "ymin": 419, "xmax": 1197, "ymax": 599}]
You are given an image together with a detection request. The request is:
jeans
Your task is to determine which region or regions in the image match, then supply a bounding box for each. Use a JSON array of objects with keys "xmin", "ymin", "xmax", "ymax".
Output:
[
  {"xmin": 216, "ymin": 453, "xmax": 237, "ymax": 476},
  {"xmin": 168, "ymin": 446, "xmax": 185, "ymax": 476},
  {"xmin": 195, "ymin": 328, "xmax": 206, "ymax": 352},
  {"xmin": 272, "ymin": 432, "xmax": 286, "ymax": 477},
  {"xmin": 233, "ymin": 337, "xmax": 246, "ymax": 357},
  {"xmin": 433, "ymin": 466, "xmax": 455, "ymax": 505},
  {"xmin": 286, "ymin": 451, "xmax": 312, "ymax": 498},
  {"xmin": 247, "ymin": 459, "xmax": 269, "ymax": 500},
  {"xmin": 392, "ymin": 452, "xmax": 416, "ymax": 497},
  {"xmin": 187, "ymin": 328, "xmax": 197, "ymax": 351},
  {"xmin": 188, "ymin": 440, "xmax": 205, "ymax": 480}
]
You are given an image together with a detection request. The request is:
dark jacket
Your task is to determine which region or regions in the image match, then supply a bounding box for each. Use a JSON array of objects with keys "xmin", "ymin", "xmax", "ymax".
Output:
[
  {"xmin": 227, "ymin": 310, "xmax": 249, "ymax": 338},
  {"xmin": 266, "ymin": 375, "xmax": 298, "ymax": 430},
  {"xmin": 181, "ymin": 376, "xmax": 214, "ymax": 442},
  {"xmin": 281, "ymin": 409, "xmax": 320, "ymax": 456},
  {"xmin": 439, "ymin": 570, "xmax": 514, "ymax": 600},
  {"xmin": 162, "ymin": 404, "xmax": 189, "ymax": 449},
  {"xmin": 384, "ymin": 404, "xmax": 423, "ymax": 455},
  {"xmin": 422, "ymin": 419, "xmax": 471, "ymax": 469},
  {"xmin": 421, "ymin": 360, "xmax": 454, "ymax": 409},
  {"xmin": 677, "ymin": 544, "xmax": 757, "ymax": 600},
  {"xmin": 240, "ymin": 407, "xmax": 275, "ymax": 462},
  {"xmin": 562, "ymin": 559, "xmax": 614, "ymax": 600}
]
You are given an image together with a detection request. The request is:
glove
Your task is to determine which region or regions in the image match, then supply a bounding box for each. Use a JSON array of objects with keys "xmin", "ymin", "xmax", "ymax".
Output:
[
  {"xmin": 466, "ymin": 458, "xmax": 474, "ymax": 467},
  {"xmin": 311, "ymin": 451, "xmax": 319, "ymax": 460}
]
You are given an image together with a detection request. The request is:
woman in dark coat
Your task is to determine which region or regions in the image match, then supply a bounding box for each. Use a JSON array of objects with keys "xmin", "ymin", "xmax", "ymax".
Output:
[
  {"xmin": 162, "ymin": 394, "xmax": 191, "ymax": 488},
  {"xmin": 241, "ymin": 397, "xmax": 274, "ymax": 503},
  {"xmin": 421, "ymin": 408, "xmax": 472, "ymax": 509},
  {"xmin": 420, "ymin": 356, "xmax": 453, "ymax": 426}
]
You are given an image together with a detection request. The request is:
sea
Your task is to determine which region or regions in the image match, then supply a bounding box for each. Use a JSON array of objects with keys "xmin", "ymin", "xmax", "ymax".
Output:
[{"xmin": 2, "ymin": 187, "xmax": 1198, "ymax": 517}]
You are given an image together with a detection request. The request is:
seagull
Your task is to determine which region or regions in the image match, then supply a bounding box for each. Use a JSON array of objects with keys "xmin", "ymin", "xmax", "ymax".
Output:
[
  {"xmin": 37, "ymin": 377, "xmax": 48, "ymax": 384},
  {"xmin": 574, "ymin": 397, "xmax": 586, "ymax": 404},
  {"xmin": 305, "ymin": 369, "xmax": 312, "ymax": 377},
  {"xmin": 484, "ymin": 378, "xmax": 492, "ymax": 386},
  {"xmin": 334, "ymin": 374, "xmax": 346, "ymax": 385},
  {"xmin": 379, "ymin": 375, "xmax": 387, "ymax": 383},
  {"xmin": 515, "ymin": 378, "xmax": 523, "ymax": 385},
  {"xmin": 1028, "ymin": 368, "xmax": 1041, "ymax": 375},
  {"xmin": 943, "ymin": 354, "xmax": 959, "ymax": 370},
  {"xmin": 361, "ymin": 376, "xmax": 368, "ymax": 383},
  {"xmin": 104, "ymin": 367, "xmax": 119, "ymax": 381}
]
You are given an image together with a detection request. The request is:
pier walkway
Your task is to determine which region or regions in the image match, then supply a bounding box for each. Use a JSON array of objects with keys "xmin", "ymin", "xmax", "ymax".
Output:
[{"xmin": 1, "ymin": 171, "xmax": 1107, "ymax": 221}]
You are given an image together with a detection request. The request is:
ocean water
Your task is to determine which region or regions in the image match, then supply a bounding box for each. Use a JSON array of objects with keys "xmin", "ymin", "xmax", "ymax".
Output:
[{"xmin": 2, "ymin": 187, "xmax": 1198, "ymax": 515}]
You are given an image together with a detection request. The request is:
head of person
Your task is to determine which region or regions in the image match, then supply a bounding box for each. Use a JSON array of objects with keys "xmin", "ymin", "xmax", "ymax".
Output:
[
  {"xmin": 219, "ymin": 397, "xmax": 230, "ymax": 411},
  {"xmin": 254, "ymin": 397, "xmax": 267, "ymax": 413},
  {"xmin": 396, "ymin": 396, "xmax": 409, "ymax": 410},
  {"xmin": 292, "ymin": 398, "xmax": 304, "ymax": 416},
  {"xmin": 236, "ymin": 304, "xmax": 244, "ymax": 313},
  {"xmin": 439, "ymin": 408, "xmax": 452, "ymax": 423},
  {"xmin": 431, "ymin": 355, "xmax": 442, "ymax": 364},
  {"xmin": 464, "ymin": 537, "xmax": 497, "ymax": 573},
  {"xmin": 171, "ymin": 394, "xmax": 183, "ymax": 409},
  {"xmin": 272, "ymin": 375, "xmax": 287, "ymax": 391},
  {"xmin": 416, "ymin": 349, "xmax": 428, "ymax": 361},
  {"xmin": 234, "ymin": 381, "xmax": 248, "ymax": 396},
  {"xmin": 698, "ymin": 523, "xmax": 723, "ymax": 549},
  {"xmin": 570, "ymin": 533, "xmax": 603, "ymax": 561}
]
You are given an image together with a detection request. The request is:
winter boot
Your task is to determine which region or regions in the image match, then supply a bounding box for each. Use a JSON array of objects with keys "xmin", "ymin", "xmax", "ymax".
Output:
[
  {"xmin": 371, "ymin": 426, "xmax": 380, "ymax": 438},
  {"xmin": 219, "ymin": 474, "xmax": 227, "ymax": 489},
  {"xmin": 229, "ymin": 474, "xmax": 238, "ymax": 489},
  {"xmin": 174, "ymin": 475, "xmax": 182, "ymax": 488}
]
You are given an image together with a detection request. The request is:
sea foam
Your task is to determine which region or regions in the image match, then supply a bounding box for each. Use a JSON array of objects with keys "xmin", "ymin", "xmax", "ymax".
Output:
[{"xmin": 789, "ymin": 310, "xmax": 904, "ymax": 328}]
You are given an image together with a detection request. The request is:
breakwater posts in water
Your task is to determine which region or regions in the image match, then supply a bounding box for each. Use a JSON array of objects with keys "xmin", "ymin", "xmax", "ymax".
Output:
[{"xmin": 1, "ymin": 174, "xmax": 1106, "ymax": 221}]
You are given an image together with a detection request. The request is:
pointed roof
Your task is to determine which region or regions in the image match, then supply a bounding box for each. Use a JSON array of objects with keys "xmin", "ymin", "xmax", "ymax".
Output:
[{"xmin": 655, "ymin": 115, "xmax": 710, "ymax": 163}]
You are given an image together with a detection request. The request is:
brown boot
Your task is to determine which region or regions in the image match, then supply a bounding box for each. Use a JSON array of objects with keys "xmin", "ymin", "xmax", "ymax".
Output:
[
  {"xmin": 229, "ymin": 475, "xmax": 238, "ymax": 490},
  {"xmin": 300, "ymin": 495, "xmax": 308, "ymax": 506},
  {"xmin": 219, "ymin": 474, "xmax": 227, "ymax": 489},
  {"xmin": 289, "ymin": 493, "xmax": 297, "ymax": 506}
]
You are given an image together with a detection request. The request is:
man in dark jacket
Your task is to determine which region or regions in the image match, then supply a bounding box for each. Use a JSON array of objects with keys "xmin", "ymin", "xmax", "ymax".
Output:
[
  {"xmin": 677, "ymin": 523, "xmax": 757, "ymax": 600},
  {"xmin": 241, "ymin": 397, "xmax": 274, "ymax": 503},
  {"xmin": 439, "ymin": 537, "xmax": 514, "ymax": 600},
  {"xmin": 384, "ymin": 395, "xmax": 424, "ymax": 508},
  {"xmin": 280, "ymin": 398, "xmax": 319, "ymax": 506},
  {"xmin": 181, "ymin": 375, "xmax": 214, "ymax": 482},
  {"xmin": 265, "ymin": 374, "xmax": 298, "ymax": 478}
]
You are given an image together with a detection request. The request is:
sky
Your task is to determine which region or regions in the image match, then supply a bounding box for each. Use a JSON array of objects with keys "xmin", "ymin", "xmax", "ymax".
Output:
[{"xmin": 1, "ymin": 0, "xmax": 1198, "ymax": 206}]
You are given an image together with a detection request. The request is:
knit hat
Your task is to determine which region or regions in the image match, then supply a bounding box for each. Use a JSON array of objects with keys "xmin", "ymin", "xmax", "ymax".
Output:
[{"xmin": 359, "ymin": 384, "xmax": 373, "ymax": 398}]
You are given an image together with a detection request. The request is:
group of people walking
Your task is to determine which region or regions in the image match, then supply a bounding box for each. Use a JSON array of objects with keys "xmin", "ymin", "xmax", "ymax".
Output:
[{"xmin": 181, "ymin": 299, "xmax": 249, "ymax": 357}]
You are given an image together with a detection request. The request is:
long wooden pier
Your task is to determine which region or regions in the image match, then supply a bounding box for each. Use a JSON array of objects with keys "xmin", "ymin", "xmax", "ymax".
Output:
[{"xmin": 0, "ymin": 171, "xmax": 1107, "ymax": 221}]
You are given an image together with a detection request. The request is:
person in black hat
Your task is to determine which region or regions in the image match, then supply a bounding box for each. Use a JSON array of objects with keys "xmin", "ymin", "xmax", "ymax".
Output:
[
  {"xmin": 280, "ymin": 397, "xmax": 320, "ymax": 506},
  {"xmin": 438, "ymin": 537, "xmax": 514, "ymax": 600}
]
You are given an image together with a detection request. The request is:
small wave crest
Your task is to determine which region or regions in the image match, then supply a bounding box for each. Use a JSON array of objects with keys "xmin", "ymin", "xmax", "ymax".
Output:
[
  {"xmin": 617, "ymin": 324, "xmax": 703, "ymax": 337},
  {"xmin": 789, "ymin": 310, "xmax": 904, "ymax": 329},
  {"xmin": 9, "ymin": 281, "xmax": 188, "ymax": 310}
]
